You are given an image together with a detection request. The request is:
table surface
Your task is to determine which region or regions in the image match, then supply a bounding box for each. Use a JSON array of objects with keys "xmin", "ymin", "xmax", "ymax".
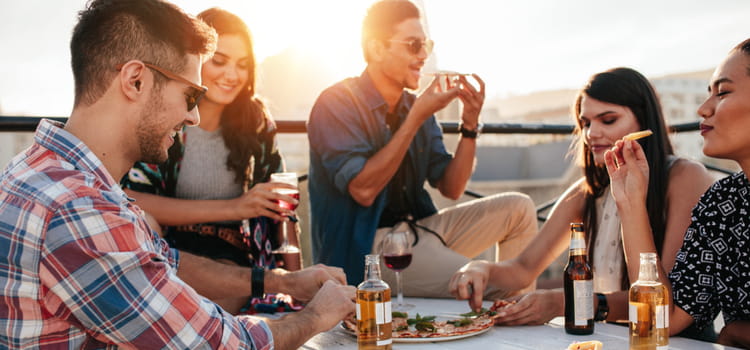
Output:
[{"xmin": 293, "ymin": 297, "xmax": 738, "ymax": 350}]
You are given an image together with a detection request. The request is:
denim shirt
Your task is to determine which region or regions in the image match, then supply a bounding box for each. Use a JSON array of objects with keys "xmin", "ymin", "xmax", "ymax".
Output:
[{"xmin": 308, "ymin": 71, "xmax": 452, "ymax": 284}]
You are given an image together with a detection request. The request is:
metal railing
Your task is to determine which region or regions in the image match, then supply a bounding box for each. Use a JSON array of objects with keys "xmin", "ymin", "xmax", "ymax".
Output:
[{"xmin": 1, "ymin": 115, "xmax": 725, "ymax": 222}]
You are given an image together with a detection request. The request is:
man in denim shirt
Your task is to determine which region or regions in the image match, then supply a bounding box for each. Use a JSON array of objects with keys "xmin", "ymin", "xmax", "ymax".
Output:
[{"xmin": 308, "ymin": 0, "xmax": 537, "ymax": 298}]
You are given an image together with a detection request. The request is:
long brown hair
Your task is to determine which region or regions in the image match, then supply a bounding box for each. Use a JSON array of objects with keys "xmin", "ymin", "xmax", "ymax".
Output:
[
  {"xmin": 197, "ymin": 8, "xmax": 274, "ymax": 188},
  {"xmin": 572, "ymin": 67, "xmax": 673, "ymax": 289}
]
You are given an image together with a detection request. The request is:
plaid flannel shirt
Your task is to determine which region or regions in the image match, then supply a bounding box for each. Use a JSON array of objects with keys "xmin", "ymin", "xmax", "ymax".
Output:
[{"xmin": 0, "ymin": 119, "xmax": 273, "ymax": 349}]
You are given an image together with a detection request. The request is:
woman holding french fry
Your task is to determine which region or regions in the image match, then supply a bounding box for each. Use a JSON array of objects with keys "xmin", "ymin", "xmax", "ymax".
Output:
[{"xmin": 450, "ymin": 67, "xmax": 715, "ymax": 340}]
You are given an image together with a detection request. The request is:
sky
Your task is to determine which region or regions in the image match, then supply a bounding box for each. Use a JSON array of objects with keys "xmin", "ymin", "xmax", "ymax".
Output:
[{"xmin": 0, "ymin": 0, "xmax": 748, "ymax": 117}]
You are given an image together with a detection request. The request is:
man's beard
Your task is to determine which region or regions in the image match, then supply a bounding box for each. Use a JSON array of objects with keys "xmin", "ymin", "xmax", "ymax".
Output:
[{"xmin": 136, "ymin": 93, "xmax": 172, "ymax": 164}]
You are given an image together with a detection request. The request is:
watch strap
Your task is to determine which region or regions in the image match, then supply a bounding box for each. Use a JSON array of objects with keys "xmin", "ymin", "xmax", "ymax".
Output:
[
  {"xmin": 251, "ymin": 266, "xmax": 265, "ymax": 299},
  {"xmin": 459, "ymin": 124, "xmax": 479, "ymax": 138}
]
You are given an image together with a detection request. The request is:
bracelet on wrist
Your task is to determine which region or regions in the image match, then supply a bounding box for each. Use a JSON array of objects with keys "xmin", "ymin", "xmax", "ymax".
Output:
[{"xmin": 594, "ymin": 293, "xmax": 609, "ymax": 321}]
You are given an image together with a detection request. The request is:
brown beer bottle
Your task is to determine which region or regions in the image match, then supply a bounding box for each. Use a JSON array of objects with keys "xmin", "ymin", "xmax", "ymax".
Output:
[
  {"xmin": 356, "ymin": 254, "xmax": 392, "ymax": 350},
  {"xmin": 564, "ymin": 222, "xmax": 594, "ymax": 335},
  {"xmin": 629, "ymin": 252, "xmax": 669, "ymax": 350}
]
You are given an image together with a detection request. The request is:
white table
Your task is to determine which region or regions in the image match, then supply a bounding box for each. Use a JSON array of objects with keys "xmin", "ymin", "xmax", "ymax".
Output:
[{"xmin": 296, "ymin": 297, "xmax": 738, "ymax": 350}]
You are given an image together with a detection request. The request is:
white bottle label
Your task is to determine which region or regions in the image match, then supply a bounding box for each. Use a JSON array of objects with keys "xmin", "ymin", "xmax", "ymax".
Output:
[
  {"xmin": 356, "ymin": 303, "xmax": 361, "ymax": 321},
  {"xmin": 374, "ymin": 301, "xmax": 392, "ymax": 324},
  {"xmin": 573, "ymin": 280, "xmax": 593, "ymax": 325},
  {"xmin": 629, "ymin": 303, "xmax": 637, "ymax": 324},
  {"xmin": 656, "ymin": 304, "xmax": 668, "ymax": 329},
  {"xmin": 570, "ymin": 238, "xmax": 586, "ymax": 250},
  {"xmin": 377, "ymin": 339, "xmax": 393, "ymax": 346}
]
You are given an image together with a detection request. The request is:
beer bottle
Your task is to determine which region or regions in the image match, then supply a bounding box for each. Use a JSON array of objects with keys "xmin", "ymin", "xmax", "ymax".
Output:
[
  {"xmin": 629, "ymin": 252, "xmax": 669, "ymax": 350},
  {"xmin": 564, "ymin": 222, "xmax": 594, "ymax": 335},
  {"xmin": 357, "ymin": 254, "xmax": 392, "ymax": 350}
]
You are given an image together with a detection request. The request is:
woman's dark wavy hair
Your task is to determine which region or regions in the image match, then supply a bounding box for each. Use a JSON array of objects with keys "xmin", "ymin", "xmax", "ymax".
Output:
[
  {"xmin": 732, "ymin": 38, "xmax": 750, "ymax": 75},
  {"xmin": 571, "ymin": 67, "xmax": 673, "ymax": 289},
  {"xmin": 198, "ymin": 8, "xmax": 274, "ymax": 187}
]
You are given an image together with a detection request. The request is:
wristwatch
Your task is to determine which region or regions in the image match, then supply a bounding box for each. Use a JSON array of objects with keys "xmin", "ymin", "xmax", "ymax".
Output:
[
  {"xmin": 251, "ymin": 266, "xmax": 265, "ymax": 299},
  {"xmin": 594, "ymin": 293, "xmax": 609, "ymax": 321},
  {"xmin": 459, "ymin": 123, "xmax": 481, "ymax": 138}
]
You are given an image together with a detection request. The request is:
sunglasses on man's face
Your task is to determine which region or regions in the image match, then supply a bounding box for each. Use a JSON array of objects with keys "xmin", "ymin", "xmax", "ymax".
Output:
[
  {"xmin": 388, "ymin": 38, "xmax": 434, "ymax": 56},
  {"xmin": 115, "ymin": 62, "xmax": 207, "ymax": 111}
]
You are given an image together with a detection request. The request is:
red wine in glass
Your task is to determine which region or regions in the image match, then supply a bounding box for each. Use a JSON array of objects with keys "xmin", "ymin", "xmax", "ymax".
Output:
[{"xmin": 383, "ymin": 253, "xmax": 412, "ymax": 271}]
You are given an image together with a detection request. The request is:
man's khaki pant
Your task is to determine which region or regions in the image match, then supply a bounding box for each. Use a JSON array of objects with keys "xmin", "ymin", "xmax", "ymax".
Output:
[{"xmin": 371, "ymin": 192, "xmax": 538, "ymax": 300}]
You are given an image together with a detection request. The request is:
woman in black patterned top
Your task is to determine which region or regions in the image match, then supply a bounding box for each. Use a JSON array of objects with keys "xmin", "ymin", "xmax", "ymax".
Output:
[
  {"xmin": 606, "ymin": 38, "xmax": 750, "ymax": 347},
  {"xmin": 122, "ymin": 8, "xmax": 301, "ymax": 313}
]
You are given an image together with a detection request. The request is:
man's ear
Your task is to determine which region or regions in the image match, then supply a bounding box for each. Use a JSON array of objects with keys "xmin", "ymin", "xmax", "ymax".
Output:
[
  {"xmin": 118, "ymin": 61, "xmax": 146, "ymax": 102},
  {"xmin": 366, "ymin": 39, "xmax": 386, "ymax": 63}
]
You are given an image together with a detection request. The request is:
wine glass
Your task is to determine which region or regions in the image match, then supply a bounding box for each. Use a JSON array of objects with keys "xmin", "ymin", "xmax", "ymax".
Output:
[
  {"xmin": 382, "ymin": 230, "xmax": 414, "ymax": 311},
  {"xmin": 270, "ymin": 172, "xmax": 300, "ymax": 254}
]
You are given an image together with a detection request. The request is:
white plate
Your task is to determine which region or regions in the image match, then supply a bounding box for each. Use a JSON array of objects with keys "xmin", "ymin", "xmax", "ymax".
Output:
[{"xmin": 340, "ymin": 321, "xmax": 492, "ymax": 343}]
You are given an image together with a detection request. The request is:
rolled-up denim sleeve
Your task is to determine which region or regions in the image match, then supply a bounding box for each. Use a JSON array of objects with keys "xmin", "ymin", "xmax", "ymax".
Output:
[{"xmin": 309, "ymin": 89, "xmax": 375, "ymax": 195}]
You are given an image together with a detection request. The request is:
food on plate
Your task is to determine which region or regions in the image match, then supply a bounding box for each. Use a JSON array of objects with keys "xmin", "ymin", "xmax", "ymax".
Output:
[
  {"xmin": 623, "ymin": 129, "xmax": 653, "ymax": 141},
  {"xmin": 343, "ymin": 304, "xmax": 512, "ymax": 339},
  {"xmin": 566, "ymin": 340, "xmax": 603, "ymax": 350}
]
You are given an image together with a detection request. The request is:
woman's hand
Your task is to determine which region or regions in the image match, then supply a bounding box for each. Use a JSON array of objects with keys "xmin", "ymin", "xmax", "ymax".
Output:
[
  {"xmin": 492, "ymin": 289, "xmax": 564, "ymax": 326},
  {"xmin": 604, "ymin": 139, "xmax": 649, "ymax": 208},
  {"xmin": 230, "ymin": 182, "xmax": 297, "ymax": 221}
]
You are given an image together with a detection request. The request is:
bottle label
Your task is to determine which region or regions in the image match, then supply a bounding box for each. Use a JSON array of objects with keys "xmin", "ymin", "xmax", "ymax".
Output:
[
  {"xmin": 656, "ymin": 304, "xmax": 668, "ymax": 329},
  {"xmin": 573, "ymin": 280, "xmax": 593, "ymax": 325},
  {"xmin": 570, "ymin": 238, "xmax": 586, "ymax": 250},
  {"xmin": 629, "ymin": 303, "xmax": 637, "ymax": 324},
  {"xmin": 374, "ymin": 301, "xmax": 392, "ymax": 324},
  {"xmin": 377, "ymin": 338, "xmax": 393, "ymax": 346}
]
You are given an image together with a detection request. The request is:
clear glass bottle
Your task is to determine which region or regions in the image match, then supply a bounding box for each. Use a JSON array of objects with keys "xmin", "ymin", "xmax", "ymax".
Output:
[
  {"xmin": 564, "ymin": 222, "xmax": 594, "ymax": 335},
  {"xmin": 629, "ymin": 252, "xmax": 669, "ymax": 350},
  {"xmin": 357, "ymin": 254, "xmax": 392, "ymax": 350}
]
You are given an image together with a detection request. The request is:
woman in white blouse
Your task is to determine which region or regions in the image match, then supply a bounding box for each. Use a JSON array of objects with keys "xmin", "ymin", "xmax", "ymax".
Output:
[{"xmin": 450, "ymin": 67, "xmax": 715, "ymax": 329}]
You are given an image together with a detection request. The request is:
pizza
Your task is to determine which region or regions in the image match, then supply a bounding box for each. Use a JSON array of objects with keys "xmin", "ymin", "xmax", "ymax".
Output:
[{"xmin": 343, "ymin": 299, "xmax": 515, "ymax": 339}]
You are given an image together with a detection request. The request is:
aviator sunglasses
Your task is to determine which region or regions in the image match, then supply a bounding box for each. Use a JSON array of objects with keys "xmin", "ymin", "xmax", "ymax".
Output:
[
  {"xmin": 115, "ymin": 62, "xmax": 207, "ymax": 111},
  {"xmin": 388, "ymin": 38, "xmax": 434, "ymax": 55}
]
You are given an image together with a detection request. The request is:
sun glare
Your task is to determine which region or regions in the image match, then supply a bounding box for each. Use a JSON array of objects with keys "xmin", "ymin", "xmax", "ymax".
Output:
[{"xmin": 222, "ymin": 1, "xmax": 371, "ymax": 81}]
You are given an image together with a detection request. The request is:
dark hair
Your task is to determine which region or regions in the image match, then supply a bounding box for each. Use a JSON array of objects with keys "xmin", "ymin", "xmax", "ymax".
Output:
[
  {"xmin": 197, "ymin": 8, "xmax": 274, "ymax": 187},
  {"xmin": 70, "ymin": 0, "xmax": 216, "ymax": 107},
  {"xmin": 361, "ymin": 0, "xmax": 420, "ymax": 62},
  {"xmin": 571, "ymin": 67, "xmax": 673, "ymax": 288},
  {"xmin": 731, "ymin": 38, "xmax": 750, "ymax": 76}
]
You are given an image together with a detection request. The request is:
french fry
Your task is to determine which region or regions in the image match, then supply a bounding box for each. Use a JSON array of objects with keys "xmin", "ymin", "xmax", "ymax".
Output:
[
  {"xmin": 566, "ymin": 340, "xmax": 603, "ymax": 350},
  {"xmin": 623, "ymin": 129, "xmax": 653, "ymax": 141}
]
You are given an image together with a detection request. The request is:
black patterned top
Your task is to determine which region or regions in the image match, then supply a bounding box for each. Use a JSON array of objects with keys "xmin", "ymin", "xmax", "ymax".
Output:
[
  {"xmin": 121, "ymin": 118, "xmax": 283, "ymax": 268},
  {"xmin": 669, "ymin": 172, "xmax": 750, "ymax": 331}
]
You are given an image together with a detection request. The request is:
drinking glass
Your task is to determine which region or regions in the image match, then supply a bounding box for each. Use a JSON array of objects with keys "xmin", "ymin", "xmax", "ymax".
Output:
[
  {"xmin": 381, "ymin": 230, "xmax": 414, "ymax": 310},
  {"xmin": 270, "ymin": 172, "xmax": 300, "ymax": 254}
]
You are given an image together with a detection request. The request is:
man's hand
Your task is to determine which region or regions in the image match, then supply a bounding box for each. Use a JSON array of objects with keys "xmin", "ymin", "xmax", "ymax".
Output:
[
  {"xmin": 302, "ymin": 280, "xmax": 357, "ymax": 333},
  {"xmin": 718, "ymin": 320, "xmax": 750, "ymax": 348},
  {"xmin": 410, "ymin": 75, "xmax": 461, "ymax": 124},
  {"xmin": 492, "ymin": 289, "xmax": 563, "ymax": 326},
  {"xmin": 266, "ymin": 280, "xmax": 355, "ymax": 350},
  {"xmin": 267, "ymin": 264, "xmax": 347, "ymax": 303},
  {"xmin": 457, "ymin": 74, "xmax": 485, "ymax": 129},
  {"xmin": 449, "ymin": 260, "xmax": 492, "ymax": 312}
]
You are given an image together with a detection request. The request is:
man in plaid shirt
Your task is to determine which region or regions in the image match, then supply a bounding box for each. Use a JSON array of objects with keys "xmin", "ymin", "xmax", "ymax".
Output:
[{"xmin": 0, "ymin": 0, "xmax": 354, "ymax": 349}]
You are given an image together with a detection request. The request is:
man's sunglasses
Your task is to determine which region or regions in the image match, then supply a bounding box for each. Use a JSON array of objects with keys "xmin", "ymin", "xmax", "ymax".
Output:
[
  {"xmin": 388, "ymin": 39, "xmax": 434, "ymax": 56},
  {"xmin": 115, "ymin": 62, "xmax": 207, "ymax": 111}
]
